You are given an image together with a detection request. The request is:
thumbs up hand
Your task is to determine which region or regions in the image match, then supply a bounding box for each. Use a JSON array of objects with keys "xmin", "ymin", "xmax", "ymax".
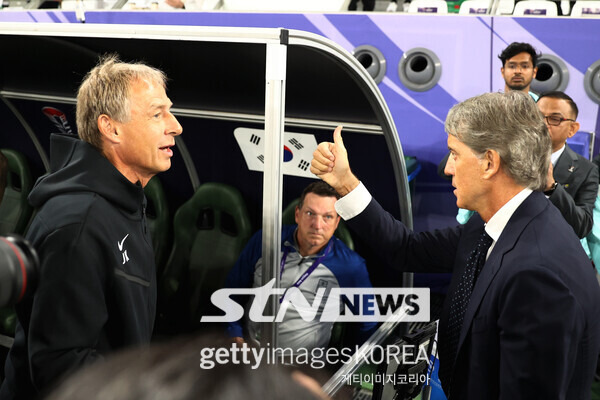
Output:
[{"xmin": 310, "ymin": 126, "xmax": 360, "ymax": 196}]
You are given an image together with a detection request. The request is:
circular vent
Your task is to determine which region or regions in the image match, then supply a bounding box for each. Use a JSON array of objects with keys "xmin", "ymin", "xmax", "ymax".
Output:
[
  {"xmin": 397, "ymin": 48, "xmax": 442, "ymax": 92},
  {"xmin": 530, "ymin": 54, "xmax": 569, "ymax": 93},
  {"xmin": 584, "ymin": 59, "xmax": 600, "ymax": 105},
  {"xmin": 353, "ymin": 45, "xmax": 387, "ymax": 84}
]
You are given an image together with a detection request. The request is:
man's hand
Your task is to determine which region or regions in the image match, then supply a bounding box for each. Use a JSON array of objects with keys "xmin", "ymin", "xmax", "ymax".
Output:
[
  {"xmin": 545, "ymin": 163, "xmax": 555, "ymax": 191},
  {"xmin": 310, "ymin": 126, "xmax": 360, "ymax": 196}
]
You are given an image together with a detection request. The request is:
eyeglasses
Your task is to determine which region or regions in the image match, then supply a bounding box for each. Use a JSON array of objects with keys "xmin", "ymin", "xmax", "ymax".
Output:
[{"xmin": 544, "ymin": 115, "xmax": 575, "ymax": 126}]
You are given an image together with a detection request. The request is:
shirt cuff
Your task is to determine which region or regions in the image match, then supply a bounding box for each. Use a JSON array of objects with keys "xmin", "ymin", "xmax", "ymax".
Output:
[{"xmin": 335, "ymin": 181, "xmax": 372, "ymax": 220}]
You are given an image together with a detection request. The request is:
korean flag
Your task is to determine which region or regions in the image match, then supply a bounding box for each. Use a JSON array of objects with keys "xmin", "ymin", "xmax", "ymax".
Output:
[{"xmin": 234, "ymin": 127, "xmax": 319, "ymax": 179}]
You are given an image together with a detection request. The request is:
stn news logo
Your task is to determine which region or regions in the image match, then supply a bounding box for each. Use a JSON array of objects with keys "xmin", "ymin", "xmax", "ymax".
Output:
[{"xmin": 201, "ymin": 279, "xmax": 430, "ymax": 323}]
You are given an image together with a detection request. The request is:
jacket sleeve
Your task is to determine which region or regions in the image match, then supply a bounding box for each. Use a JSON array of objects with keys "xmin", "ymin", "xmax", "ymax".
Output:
[
  {"xmin": 27, "ymin": 223, "xmax": 109, "ymax": 391},
  {"xmin": 549, "ymin": 164, "xmax": 599, "ymax": 238},
  {"xmin": 224, "ymin": 230, "xmax": 262, "ymax": 338},
  {"xmin": 346, "ymin": 197, "xmax": 462, "ymax": 274}
]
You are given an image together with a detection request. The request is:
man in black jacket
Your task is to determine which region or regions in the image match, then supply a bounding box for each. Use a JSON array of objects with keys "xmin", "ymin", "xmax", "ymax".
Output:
[
  {"xmin": 537, "ymin": 91, "xmax": 598, "ymax": 239},
  {"xmin": 0, "ymin": 55, "xmax": 182, "ymax": 399}
]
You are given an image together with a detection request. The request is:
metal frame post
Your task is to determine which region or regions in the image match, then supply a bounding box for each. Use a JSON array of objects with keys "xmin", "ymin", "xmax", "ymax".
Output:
[{"xmin": 260, "ymin": 30, "xmax": 288, "ymax": 352}]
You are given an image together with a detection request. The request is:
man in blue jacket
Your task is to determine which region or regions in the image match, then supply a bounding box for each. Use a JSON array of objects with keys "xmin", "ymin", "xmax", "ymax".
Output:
[{"xmin": 225, "ymin": 181, "xmax": 376, "ymax": 351}]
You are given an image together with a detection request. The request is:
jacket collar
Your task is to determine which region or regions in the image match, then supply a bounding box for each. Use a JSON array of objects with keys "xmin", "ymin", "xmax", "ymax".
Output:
[
  {"xmin": 554, "ymin": 144, "xmax": 579, "ymax": 184},
  {"xmin": 29, "ymin": 133, "xmax": 145, "ymax": 215}
]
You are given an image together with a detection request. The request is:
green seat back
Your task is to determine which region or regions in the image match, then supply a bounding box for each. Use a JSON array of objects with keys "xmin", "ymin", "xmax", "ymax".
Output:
[
  {"xmin": 144, "ymin": 176, "xmax": 170, "ymax": 277},
  {"xmin": 161, "ymin": 182, "xmax": 252, "ymax": 331},
  {"xmin": 0, "ymin": 149, "xmax": 33, "ymax": 235},
  {"xmin": 282, "ymin": 198, "xmax": 354, "ymax": 250},
  {"xmin": 0, "ymin": 149, "xmax": 34, "ymax": 337}
]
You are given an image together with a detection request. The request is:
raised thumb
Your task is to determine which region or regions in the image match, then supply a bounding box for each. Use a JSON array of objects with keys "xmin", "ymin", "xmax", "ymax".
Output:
[{"xmin": 333, "ymin": 125, "xmax": 346, "ymax": 151}]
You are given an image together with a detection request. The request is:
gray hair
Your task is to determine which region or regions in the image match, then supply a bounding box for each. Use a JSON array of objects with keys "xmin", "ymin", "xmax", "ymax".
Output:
[
  {"xmin": 445, "ymin": 91, "xmax": 550, "ymax": 191},
  {"xmin": 76, "ymin": 54, "xmax": 167, "ymax": 150}
]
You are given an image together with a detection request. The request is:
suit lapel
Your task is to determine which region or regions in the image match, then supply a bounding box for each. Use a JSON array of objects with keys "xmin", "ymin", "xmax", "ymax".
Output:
[
  {"xmin": 553, "ymin": 145, "xmax": 578, "ymax": 189},
  {"xmin": 456, "ymin": 191, "xmax": 548, "ymax": 355}
]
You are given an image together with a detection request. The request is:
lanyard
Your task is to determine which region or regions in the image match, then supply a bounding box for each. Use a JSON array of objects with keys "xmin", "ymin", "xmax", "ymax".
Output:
[{"xmin": 278, "ymin": 240, "xmax": 333, "ymax": 304}]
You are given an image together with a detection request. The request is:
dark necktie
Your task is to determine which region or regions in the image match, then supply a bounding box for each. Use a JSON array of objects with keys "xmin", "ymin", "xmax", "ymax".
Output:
[{"xmin": 438, "ymin": 229, "xmax": 494, "ymax": 391}]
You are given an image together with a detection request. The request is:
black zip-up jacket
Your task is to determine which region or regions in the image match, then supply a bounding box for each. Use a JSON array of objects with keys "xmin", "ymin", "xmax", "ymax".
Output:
[{"xmin": 0, "ymin": 134, "xmax": 156, "ymax": 399}]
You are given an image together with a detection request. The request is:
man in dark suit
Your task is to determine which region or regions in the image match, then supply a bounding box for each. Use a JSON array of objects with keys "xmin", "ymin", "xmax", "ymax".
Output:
[
  {"xmin": 456, "ymin": 91, "xmax": 598, "ymax": 240},
  {"xmin": 311, "ymin": 91, "xmax": 600, "ymax": 399},
  {"xmin": 538, "ymin": 91, "xmax": 598, "ymax": 239}
]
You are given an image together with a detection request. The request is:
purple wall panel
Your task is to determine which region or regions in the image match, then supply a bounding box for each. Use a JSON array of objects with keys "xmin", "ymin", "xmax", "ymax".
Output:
[{"xmin": 493, "ymin": 17, "xmax": 600, "ymax": 135}]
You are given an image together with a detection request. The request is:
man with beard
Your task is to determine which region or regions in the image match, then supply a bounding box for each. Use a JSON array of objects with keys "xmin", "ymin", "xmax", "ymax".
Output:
[{"xmin": 499, "ymin": 42, "xmax": 540, "ymax": 101}]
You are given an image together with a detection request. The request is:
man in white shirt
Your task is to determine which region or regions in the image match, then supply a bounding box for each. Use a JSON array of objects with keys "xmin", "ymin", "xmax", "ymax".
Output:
[{"xmin": 311, "ymin": 91, "xmax": 600, "ymax": 399}]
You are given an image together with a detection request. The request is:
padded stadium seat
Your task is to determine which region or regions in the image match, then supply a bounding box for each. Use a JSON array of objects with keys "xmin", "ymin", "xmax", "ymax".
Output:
[
  {"xmin": 496, "ymin": 0, "xmax": 515, "ymax": 13},
  {"xmin": 405, "ymin": 155, "xmax": 422, "ymax": 200},
  {"xmin": 512, "ymin": 0, "xmax": 558, "ymax": 15},
  {"xmin": 407, "ymin": 0, "xmax": 449, "ymax": 13},
  {"xmin": 159, "ymin": 182, "xmax": 252, "ymax": 332},
  {"xmin": 567, "ymin": 130, "xmax": 595, "ymax": 160},
  {"xmin": 0, "ymin": 149, "xmax": 34, "ymax": 338},
  {"xmin": 143, "ymin": 176, "xmax": 170, "ymax": 277},
  {"xmin": 458, "ymin": 0, "xmax": 490, "ymax": 13},
  {"xmin": 0, "ymin": 149, "xmax": 33, "ymax": 236},
  {"xmin": 570, "ymin": 0, "xmax": 600, "ymax": 16},
  {"xmin": 282, "ymin": 198, "xmax": 355, "ymax": 250},
  {"xmin": 222, "ymin": 0, "xmax": 350, "ymax": 11},
  {"xmin": 0, "ymin": 308, "xmax": 16, "ymax": 337}
]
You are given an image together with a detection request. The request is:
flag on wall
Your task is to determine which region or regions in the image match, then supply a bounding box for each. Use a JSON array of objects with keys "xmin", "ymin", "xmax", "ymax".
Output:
[{"xmin": 234, "ymin": 127, "xmax": 319, "ymax": 179}]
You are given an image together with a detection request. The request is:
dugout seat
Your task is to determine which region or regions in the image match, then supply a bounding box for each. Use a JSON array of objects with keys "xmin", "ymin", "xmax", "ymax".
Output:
[
  {"xmin": 0, "ymin": 149, "xmax": 34, "ymax": 339},
  {"xmin": 144, "ymin": 176, "xmax": 170, "ymax": 277},
  {"xmin": 0, "ymin": 149, "xmax": 33, "ymax": 236},
  {"xmin": 159, "ymin": 182, "xmax": 252, "ymax": 332}
]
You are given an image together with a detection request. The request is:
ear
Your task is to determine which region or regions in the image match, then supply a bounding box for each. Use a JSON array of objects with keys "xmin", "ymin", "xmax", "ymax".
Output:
[
  {"xmin": 333, "ymin": 215, "xmax": 341, "ymax": 231},
  {"xmin": 567, "ymin": 121, "xmax": 580, "ymax": 139},
  {"xmin": 532, "ymin": 66, "xmax": 538, "ymax": 79},
  {"xmin": 295, "ymin": 206, "xmax": 300, "ymax": 225},
  {"xmin": 481, "ymin": 149, "xmax": 501, "ymax": 180},
  {"xmin": 98, "ymin": 114, "xmax": 120, "ymax": 145}
]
